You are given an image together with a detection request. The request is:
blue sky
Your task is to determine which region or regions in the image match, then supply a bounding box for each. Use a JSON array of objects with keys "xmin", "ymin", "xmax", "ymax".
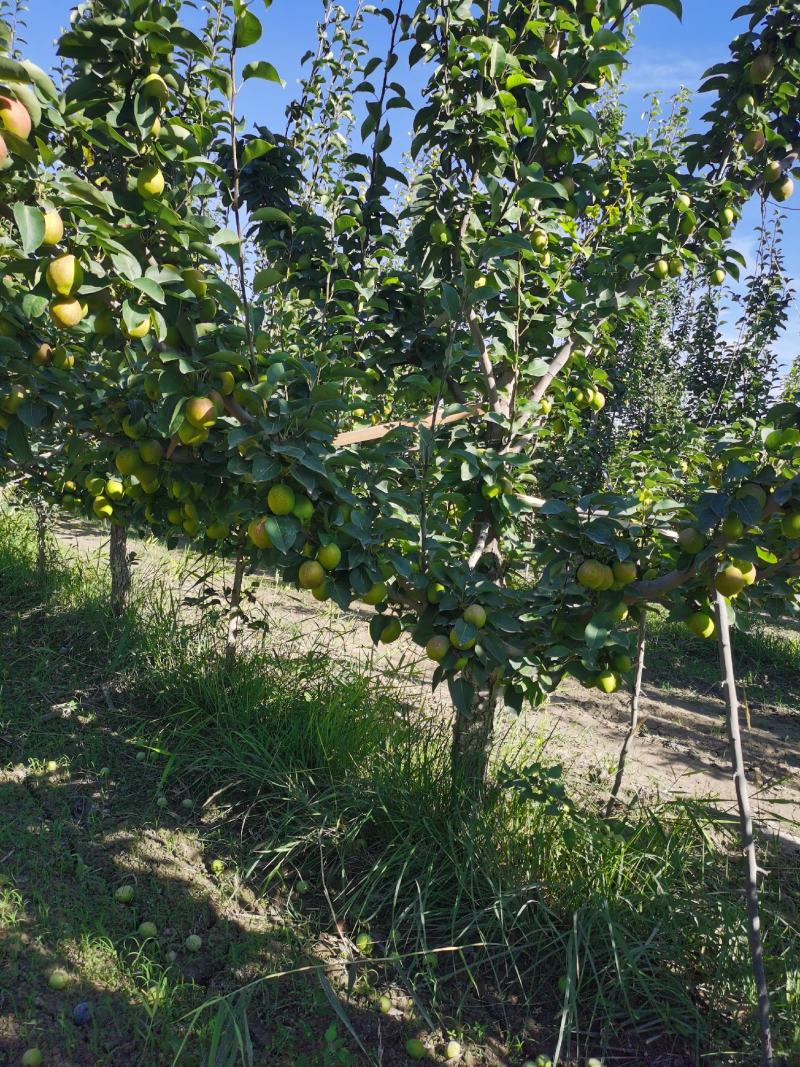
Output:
[{"xmin": 17, "ymin": 0, "xmax": 799, "ymax": 372}]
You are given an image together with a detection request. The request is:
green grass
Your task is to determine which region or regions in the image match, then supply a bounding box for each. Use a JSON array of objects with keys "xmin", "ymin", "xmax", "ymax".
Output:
[
  {"xmin": 1, "ymin": 508, "xmax": 799, "ymax": 1066},
  {"xmin": 646, "ymin": 608, "xmax": 800, "ymax": 705}
]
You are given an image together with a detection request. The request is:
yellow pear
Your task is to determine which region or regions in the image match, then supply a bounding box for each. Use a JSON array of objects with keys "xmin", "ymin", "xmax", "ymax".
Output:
[{"xmin": 42, "ymin": 210, "xmax": 64, "ymax": 245}]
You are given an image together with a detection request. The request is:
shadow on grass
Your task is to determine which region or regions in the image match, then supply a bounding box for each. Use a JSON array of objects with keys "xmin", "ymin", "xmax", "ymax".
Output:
[{"xmin": 2, "ymin": 510, "xmax": 800, "ymax": 1066}]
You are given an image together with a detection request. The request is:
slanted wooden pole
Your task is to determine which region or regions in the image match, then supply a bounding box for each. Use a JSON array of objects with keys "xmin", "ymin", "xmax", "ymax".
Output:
[
  {"xmin": 713, "ymin": 589, "xmax": 773, "ymax": 1067},
  {"xmin": 606, "ymin": 610, "xmax": 647, "ymax": 817}
]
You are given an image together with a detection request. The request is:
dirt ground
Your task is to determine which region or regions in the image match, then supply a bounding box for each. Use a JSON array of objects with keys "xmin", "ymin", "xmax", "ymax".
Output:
[{"xmin": 52, "ymin": 521, "xmax": 800, "ymax": 847}]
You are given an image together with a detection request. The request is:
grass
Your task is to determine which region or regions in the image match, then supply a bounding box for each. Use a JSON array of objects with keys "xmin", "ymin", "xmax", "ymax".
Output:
[
  {"xmin": 646, "ymin": 608, "xmax": 800, "ymax": 706},
  {"xmin": 0, "ymin": 508, "xmax": 799, "ymax": 1065}
]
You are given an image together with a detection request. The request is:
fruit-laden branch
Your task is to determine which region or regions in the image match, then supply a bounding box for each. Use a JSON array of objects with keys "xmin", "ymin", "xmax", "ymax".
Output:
[{"xmin": 626, "ymin": 485, "xmax": 798, "ymax": 604}]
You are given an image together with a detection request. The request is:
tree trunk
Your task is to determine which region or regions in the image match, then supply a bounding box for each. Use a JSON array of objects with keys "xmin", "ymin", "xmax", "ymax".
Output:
[
  {"xmin": 713, "ymin": 590, "xmax": 774, "ymax": 1067},
  {"xmin": 450, "ymin": 674, "xmax": 500, "ymax": 789},
  {"xmin": 225, "ymin": 551, "xmax": 245, "ymax": 670},
  {"xmin": 606, "ymin": 610, "xmax": 647, "ymax": 817},
  {"xmin": 109, "ymin": 525, "xmax": 130, "ymax": 617},
  {"xmin": 35, "ymin": 504, "xmax": 48, "ymax": 579}
]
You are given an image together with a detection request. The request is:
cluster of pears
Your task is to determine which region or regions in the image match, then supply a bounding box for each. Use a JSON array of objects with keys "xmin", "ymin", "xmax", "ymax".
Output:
[
  {"xmin": 426, "ymin": 603, "xmax": 487, "ymax": 667},
  {"xmin": 567, "ymin": 381, "xmax": 606, "ymax": 412},
  {"xmin": 576, "ymin": 558, "xmax": 637, "ymax": 591},
  {"xmin": 737, "ymin": 49, "xmax": 795, "ymax": 201}
]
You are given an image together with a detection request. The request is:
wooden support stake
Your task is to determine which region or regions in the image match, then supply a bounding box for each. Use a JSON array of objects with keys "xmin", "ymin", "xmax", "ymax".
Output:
[
  {"xmin": 714, "ymin": 589, "xmax": 774, "ymax": 1067},
  {"xmin": 605, "ymin": 609, "xmax": 647, "ymax": 817}
]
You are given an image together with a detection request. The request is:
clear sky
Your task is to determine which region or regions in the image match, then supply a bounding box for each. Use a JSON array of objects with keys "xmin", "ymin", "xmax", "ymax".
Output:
[{"xmin": 14, "ymin": 0, "xmax": 799, "ymax": 372}]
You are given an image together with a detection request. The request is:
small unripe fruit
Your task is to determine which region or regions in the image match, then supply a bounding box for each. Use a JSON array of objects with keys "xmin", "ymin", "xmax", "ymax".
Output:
[
  {"xmin": 406, "ymin": 1038, "xmax": 427, "ymax": 1060},
  {"xmin": 185, "ymin": 396, "xmax": 216, "ymax": 429},
  {"xmin": 115, "ymin": 885, "xmax": 135, "ymax": 903},
  {"xmin": 292, "ymin": 495, "xmax": 314, "ymax": 522},
  {"xmin": 267, "ymin": 483, "xmax": 295, "ymax": 515},
  {"xmin": 92, "ymin": 495, "xmax": 113, "ymax": 519},
  {"xmin": 577, "ymin": 560, "xmax": 613, "ymax": 590},
  {"xmin": 677, "ymin": 527, "xmax": 705, "ymax": 555},
  {"xmin": 781, "ymin": 511, "xmax": 800, "ymax": 539},
  {"xmin": 46, "ymin": 254, "xmax": 83, "ymax": 296},
  {"xmin": 742, "ymin": 129, "xmax": 765, "ymax": 154},
  {"xmin": 178, "ymin": 420, "xmax": 207, "ymax": 446},
  {"xmin": 733, "ymin": 559, "xmax": 757, "ymax": 586},
  {"xmin": 0, "ymin": 95, "xmax": 31, "ymax": 138},
  {"xmin": 362, "ymin": 581, "xmax": 387, "ymax": 605},
  {"xmin": 771, "ymin": 176, "xmax": 794, "ymax": 203},
  {"xmin": 22, "ymin": 1049, "xmax": 43, "ymax": 1065},
  {"xmin": 595, "ymin": 670, "xmax": 620, "ymax": 694},
  {"xmin": 748, "ymin": 53, "xmax": 775, "ymax": 85},
  {"xmin": 715, "ymin": 563, "xmax": 746, "ymax": 598},
  {"xmin": 721, "ymin": 515, "xmax": 744, "ymax": 540},
  {"xmin": 612, "ymin": 560, "xmax": 636, "ymax": 585},
  {"xmin": 247, "ymin": 517, "xmax": 272, "ymax": 549},
  {"xmin": 426, "ymin": 635, "xmax": 449, "ymax": 662},
  {"xmin": 185, "ymin": 934, "xmax": 202, "ymax": 952},
  {"xmin": 668, "ymin": 257, "xmax": 683, "ymax": 278},
  {"xmin": 763, "ymin": 160, "xmax": 783, "ymax": 186},
  {"xmin": 50, "ymin": 298, "xmax": 86, "ymax": 328},
  {"xmin": 317, "ymin": 543, "xmax": 341, "ymax": 570},
  {"xmin": 137, "ymin": 164, "xmax": 165, "ymax": 198},
  {"xmin": 42, "ymin": 209, "xmax": 64, "ymax": 245},
  {"xmin": 652, "ymin": 259, "xmax": 669, "ymax": 280},
  {"xmin": 299, "ymin": 561, "xmax": 325, "ymax": 589},
  {"xmin": 380, "ymin": 618, "xmax": 402, "ymax": 644},
  {"xmin": 138, "ymin": 921, "xmax": 158, "ymax": 938},
  {"xmin": 140, "ymin": 72, "xmax": 169, "ymax": 105},
  {"xmin": 49, "ymin": 968, "xmax": 70, "ymax": 990},
  {"xmin": 462, "ymin": 604, "xmax": 486, "ymax": 628}
]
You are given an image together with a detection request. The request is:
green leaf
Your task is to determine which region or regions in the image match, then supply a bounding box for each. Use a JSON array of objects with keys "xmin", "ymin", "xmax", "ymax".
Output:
[
  {"xmin": 631, "ymin": 0, "xmax": 682, "ymax": 15},
  {"xmin": 5, "ymin": 418, "xmax": 31, "ymax": 461},
  {"xmin": 15, "ymin": 400, "xmax": 47, "ymax": 428},
  {"xmin": 250, "ymin": 206, "xmax": 292, "ymax": 226},
  {"xmin": 12, "ymin": 203, "xmax": 44, "ymax": 254},
  {"xmin": 234, "ymin": 10, "xmax": 262, "ymax": 48},
  {"xmin": 131, "ymin": 278, "xmax": 165, "ymax": 304},
  {"xmin": 241, "ymin": 138, "xmax": 274, "ymax": 167},
  {"xmin": 241, "ymin": 60, "xmax": 284, "ymax": 86},
  {"xmin": 253, "ymin": 267, "xmax": 284, "ymax": 291},
  {"xmin": 0, "ymin": 56, "xmax": 31, "ymax": 84},
  {"xmin": 264, "ymin": 515, "xmax": 298, "ymax": 554},
  {"xmin": 58, "ymin": 174, "xmax": 112, "ymax": 212},
  {"xmin": 447, "ymin": 676, "xmax": 474, "ymax": 718}
]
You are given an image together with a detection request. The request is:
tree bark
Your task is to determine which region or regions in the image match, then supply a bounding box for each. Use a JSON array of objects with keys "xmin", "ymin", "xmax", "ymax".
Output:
[
  {"xmin": 713, "ymin": 590, "xmax": 774, "ymax": 1067},
  {"xmin": 35, "ymin": 504, "xmax": 48, "ymax": 579},
  {"xmin": 225, "ymin": 551, "xmax": 245, "ymax": 670},
  {"xmin": 606, "ymin": 610, "xmax": 647, "ymax": 817},
  {"xmin": 109, "ymin": 525, "xmax": 130, "ymax": 617},
  {"xmin": 450, "ymin": 674, "xmax": 500, "ymax": 789}
]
